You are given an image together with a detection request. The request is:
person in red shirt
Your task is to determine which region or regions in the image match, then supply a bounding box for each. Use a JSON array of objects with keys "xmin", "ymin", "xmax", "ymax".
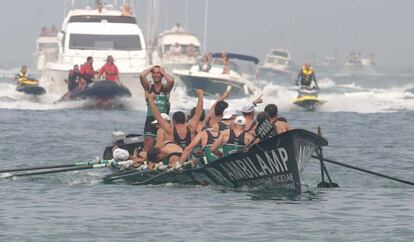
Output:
[
  {"xmin": 79, "ymin": 56, "xmax": 95, "ymax": 89},
  {"xmin": 98, "ymin": 55, "xmax": 120, "ymax": 84}
]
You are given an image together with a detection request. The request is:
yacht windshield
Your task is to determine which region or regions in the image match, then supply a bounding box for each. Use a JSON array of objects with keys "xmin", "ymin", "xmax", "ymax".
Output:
[{"xmin": 69, "ymin": 34, "xmax": 142, "ymax": 50}]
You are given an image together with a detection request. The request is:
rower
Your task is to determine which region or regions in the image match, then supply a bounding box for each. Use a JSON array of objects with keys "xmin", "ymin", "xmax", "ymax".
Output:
[
  {"xmin": 218, "ymin": 108, "xmax": 236, "ymax": 132},
  {"xmin": 147, "ymin": 89, "xmax": 204, "ymax": 150},
  {"xmin": 152, "ymin": 113, "xmax": 173, "ymax": 148},
  {"xmin": 178, "ymin": 127, "xmax": 220, "ymax": 166},
  {"xmin": 146, "ymin": 143, "xmax": 183, "ymax": 169},
  {"xmin": 210, "ymin": 116, "xmax": 254, "ymax": 158},
  {"xmin": 264, "ymin": 104, "xmax": 291, "ymax": 135},
  {"xmin": 139, "ymin": 65, "xmax": 175, "ymax": 152},
  {"xmin": 241, "ymin": 95, "xmax": 263, "ymax": 136},
  {"xmin": 187, "ymin": 107, "xmax": 206, "ymax": 134},
  {"xmin": 203, "ymin": 89, "xmax": 231, "ymax": 131}
]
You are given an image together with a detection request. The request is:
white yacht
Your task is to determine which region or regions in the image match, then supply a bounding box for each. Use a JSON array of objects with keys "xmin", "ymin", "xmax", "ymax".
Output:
[
  {"xmin": 40, "ymin": 3, "xmax": 149, "ymax": 96},
  {"xmin": 256, "ymin": 48, "xmax": 295, "ymax": 84},
  {"xmin": 173, "ymin": 53, "xmax": 259, "ymax": 98},
  {"xmin": 151, "ymin": 24, "xmax": 201, "ymax": 71},
  {"xmin": 339, "ymin": 51, "xmax": 380, "ymax": 77},
  {"xmin": 34, "ymin": 26, "xmax": 59, "ymax": 72}
]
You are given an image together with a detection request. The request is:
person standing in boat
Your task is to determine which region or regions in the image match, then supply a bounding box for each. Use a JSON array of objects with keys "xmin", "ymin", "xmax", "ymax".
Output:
[
  {"xmin": 295, "ymin": 63, "xmax": 319, "ymax": 90},
  {"xmin": 98, "ymin": 55, "xmax": 120, "ymax": 84},
  {"xmin": 139, "ymin": 65, "xmax": 175, "ymax": 151},
  {"xmin": 80, "ymin": 56, "xmax": 95, "ymax": 88},
  {"xmin": 210, "ymin": 116, "xmax": 254, "ymax": 157},
  {"xmin": 67, "ymin": 64, "xmax": 81, "ymax": 92}
]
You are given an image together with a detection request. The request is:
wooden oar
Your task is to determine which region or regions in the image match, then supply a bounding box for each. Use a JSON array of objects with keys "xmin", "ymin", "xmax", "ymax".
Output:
[
  {"xmin": 312, "ymin": 156, "xmax": 414, "ymax": 187},
  {"xmin": 0, "ymin": 159, "xmax": 113, "ymax": 173}
]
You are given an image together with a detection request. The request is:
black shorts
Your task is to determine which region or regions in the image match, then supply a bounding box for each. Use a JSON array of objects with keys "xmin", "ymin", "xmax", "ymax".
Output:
[{"xmin": 144, "ymin": 116, "xmax": 157, "ymax": 137}]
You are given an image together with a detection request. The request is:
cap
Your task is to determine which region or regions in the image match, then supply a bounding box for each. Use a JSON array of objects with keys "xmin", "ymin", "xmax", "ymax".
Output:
[
  {"xmin": 234, "ymin": 116, "xmax": 246, "ymax": 126},
  {"xmin": 222, "ymin": 108, "xmax": 237, "ymax": 120},
  {"xmin": 151, "ymin": 113, "xmax": 171, "ymax": 124},
  {"xmin": 241, "ymin": 101, "xmax": 255, "ymax": 114}
]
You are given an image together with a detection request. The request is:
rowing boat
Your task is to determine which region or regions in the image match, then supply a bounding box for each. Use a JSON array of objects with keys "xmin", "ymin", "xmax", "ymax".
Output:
[{"xmin": 103, "ymin": 129, "xmax": 327, "ymax": 192}]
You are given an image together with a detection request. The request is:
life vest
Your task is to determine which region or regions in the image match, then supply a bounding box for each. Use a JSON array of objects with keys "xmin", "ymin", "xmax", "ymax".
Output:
[
  {"xmin": 146, "ymin": 84, "xmax": 170, "ymax": 116},
  {"xmin": 300, "ymin": 67, "xmax": 314, "ymax": 86},
  {"xmin": 302, "ymin": 67, "xmax": 313, "ymax": 76}
]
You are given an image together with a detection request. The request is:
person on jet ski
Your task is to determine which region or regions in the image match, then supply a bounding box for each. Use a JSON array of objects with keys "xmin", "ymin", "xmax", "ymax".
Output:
[{"xmin": 295, "ymin": 63, "xmax": 319, "ymax": 90}]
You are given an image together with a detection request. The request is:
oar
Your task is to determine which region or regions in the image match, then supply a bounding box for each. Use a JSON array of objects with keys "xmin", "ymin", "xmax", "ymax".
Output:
[
  {"xmin": 312, "ymin": 156, "xmax": 414, "ymax": 187},
  {"xmin": 104, "ymin": 168, "xmax": 150, "ymax": 182},
  {"xmin": 7, "ymin": 160, "xmax": 132, "ymax": 178},
  {"xmin": 0, "ymin": 159, "xmax": 110, "ymax": 173}
]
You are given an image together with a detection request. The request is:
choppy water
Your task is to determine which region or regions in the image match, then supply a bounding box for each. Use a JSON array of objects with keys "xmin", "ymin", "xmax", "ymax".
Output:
[{"xmin": 0, "ymin": 71, "xmax": 414, "ymax": 241}]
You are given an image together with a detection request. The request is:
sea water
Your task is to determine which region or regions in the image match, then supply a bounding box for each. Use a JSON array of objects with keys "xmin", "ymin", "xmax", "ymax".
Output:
[{"xmin": 0, "ymin": 72, "xmax": 413, "ymax": 241}]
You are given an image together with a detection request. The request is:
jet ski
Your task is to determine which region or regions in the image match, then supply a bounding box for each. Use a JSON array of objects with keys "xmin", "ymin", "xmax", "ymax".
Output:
[
  {"xmin": 16, "ymin": 78, "xmax": 46, "ymax": 96},
  {"xmin": 293, "ymin": 87, "xmax": 325, "ymax": 111}
]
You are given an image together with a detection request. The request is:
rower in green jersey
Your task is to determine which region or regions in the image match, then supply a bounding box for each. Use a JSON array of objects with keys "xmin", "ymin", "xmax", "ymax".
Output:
[
  {"xmin": 178, "ymin": 127, "xmax": 221, "ymax": 166},
  {"xmin": 210, "ymin": 116, "xmax": 254, "ymax": 158},
  {"xmin": 139, "ymin": 65, "xmax": 175, "ymax": 152}
]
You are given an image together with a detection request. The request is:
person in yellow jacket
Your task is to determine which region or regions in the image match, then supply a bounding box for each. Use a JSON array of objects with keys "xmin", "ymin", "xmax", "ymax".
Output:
[
  {"xmin": 295, "ymin": 63, "xmax": 319, "ymax": 89},
  {"xmin": 15, "ymin": 66, "xmax": 38, "ymax": 87}
]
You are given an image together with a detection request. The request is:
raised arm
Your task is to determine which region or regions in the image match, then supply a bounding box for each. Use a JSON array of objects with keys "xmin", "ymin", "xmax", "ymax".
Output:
[
  {"xmin": 179, "ymin": 133, "xmax": 202, "ymax": 163},
  {"xmin": 204, "ymin": 89, "xmax": 231, "ymax": 125},
  {"xmin": 160, "ymin": 66, "xmax": 175, "ymax": 92},
  {"xmin": 189, "ymin": 89, "xmax": 204, "ymax": 133},
  {"xmin": 139, "ymin": 66, "xmax": 154, "ymax": 91},
  {"xmin": 148, "ymin": 93, "xmax": 173, "ymax": 135}
]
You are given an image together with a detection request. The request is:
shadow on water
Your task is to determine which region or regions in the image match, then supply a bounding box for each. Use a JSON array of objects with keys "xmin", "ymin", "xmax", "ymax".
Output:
[{"xmin": 246, "ymin": 187, "xmax": 327, "ymax": 203}]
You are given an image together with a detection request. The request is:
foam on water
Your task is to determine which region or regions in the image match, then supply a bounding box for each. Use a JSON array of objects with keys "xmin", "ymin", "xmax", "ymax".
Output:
[{"xmin": 1, "ymin": 73, "xmax": 414, "ymax": 113}]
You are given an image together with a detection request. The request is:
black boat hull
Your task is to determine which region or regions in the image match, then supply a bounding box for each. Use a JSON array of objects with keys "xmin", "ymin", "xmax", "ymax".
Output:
[
  {"xmin": 59, "ymin": 80, "xmax": 131, "ymax": 102},
  {"xmin": 16, "ymin": 86, "xmax": 46, "ymax": 95},
  {"xmin": 103, "ymin": 129, "xmax": 327, "ymax": 192}
]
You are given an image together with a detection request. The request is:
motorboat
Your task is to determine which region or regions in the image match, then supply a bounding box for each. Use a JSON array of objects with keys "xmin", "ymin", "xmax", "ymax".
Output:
[
  {"xmin": 151, "ymin": 24, "xmax": 201, "ymax": 71},
  {"xmin": 256, "ymin": 48, "xmax": 295, "ymax": 85},
  {"xmin": 40, "ymin": 2, "xmax": 149, "ymax": 97},
  {"xmin": 337, "ymin": 51, "xmax": 380, "ymax": 77},
  {"xmin": 34, "ymin": 26, "xmax": 59, "ymax": 73},
  {"xmin": 173, "ymin": 53, "xmax": 259, "ymax": 98},
  {"xmin": 293, "ymin": 87, "xmax": 325, "ymax": 111}
]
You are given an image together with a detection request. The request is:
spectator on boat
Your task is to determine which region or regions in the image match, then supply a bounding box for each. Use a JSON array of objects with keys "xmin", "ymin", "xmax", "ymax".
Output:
[
  {"xmin": 80, "ymin": 56, "xmax": 95, "ymax": 87},
  {"xmin": 121, "ymin": 4, "xmax": 133, "ymax": 16},
  {"xmin": 264, "ymin": 104, "xmax": 291, "ymax": 135},
  {"xmin": 186, "ymin": 43, "xmax": 196, "ymax": 57},
  {"xmin": 222, "ymin": 55, "xmax": 230, "ymax": 74},
  {"xmin": 96, "ymin": 1, "xmax": 104, "ymax": 13},
  {"xmin": 169, "ymin": 42, "xmax": 182, "ymax": 55},
  {"xmin": 140, "ymin": 65, "xmax": 175, "ymax": 151},
  {"xmin": 241, "ymin": 95, "xmax": 263, "ymax": 135},
  {"xmin": 146, "ymin": 143, "xmax": 183, "ymax": 169},
  {"xmin": 67, "ymin": 64, "xmax": 81, "ymax": 92},
  {"xmin": 98, "ymin": 55, "xmax": 120, "ymax": 84},
  {"xmin": 147, "ymin": 89, "xmax": 204, "ymax": 150},
  {"xmin": 295, "ymin": 63, "xmax": 319, "ymax": 90},
  {"xmin": 210, "ymin": 116, "xmax": 254, "ymax": 157},
  {"xmin": 199, "ymin": 55, "xmax": 211, "ymax": 72}
]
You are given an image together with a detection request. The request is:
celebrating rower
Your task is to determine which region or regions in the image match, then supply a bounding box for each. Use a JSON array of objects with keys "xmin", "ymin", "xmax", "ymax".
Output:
[{"xmin": 139, "ymin": 65, "xmax": 175, "ymax": 152}]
